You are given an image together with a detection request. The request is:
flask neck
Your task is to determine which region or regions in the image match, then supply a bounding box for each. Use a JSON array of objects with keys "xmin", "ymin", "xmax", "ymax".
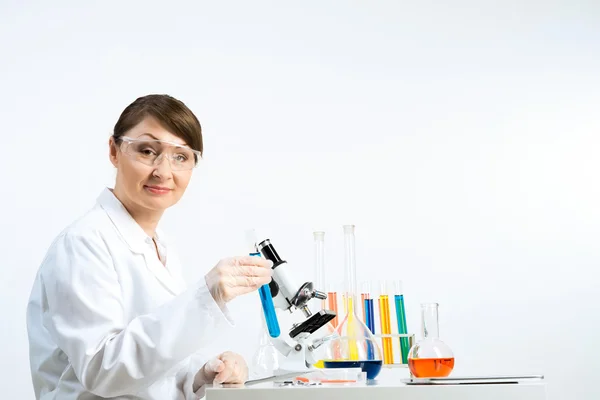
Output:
[
  {"xmin": 345, "ymin": 292, "xmax": 359, "ymax": 315},
  {"xmin": 421, "ymin": 303, "xmax": 440, "ymax": 339}
]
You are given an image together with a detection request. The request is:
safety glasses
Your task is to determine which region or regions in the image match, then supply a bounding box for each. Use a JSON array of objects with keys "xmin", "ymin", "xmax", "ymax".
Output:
[{"xmin": 118, "ymin": 137, "xmax": 202, "ymax": 171}]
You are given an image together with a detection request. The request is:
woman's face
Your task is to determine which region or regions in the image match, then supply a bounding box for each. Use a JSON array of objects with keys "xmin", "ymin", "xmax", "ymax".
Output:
[{"xmin": 109, "ymin": 116, "xmax": 194, "ymax": 213}]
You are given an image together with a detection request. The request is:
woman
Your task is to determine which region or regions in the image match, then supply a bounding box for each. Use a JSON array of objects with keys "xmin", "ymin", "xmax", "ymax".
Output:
[{"xmin": 26, "ymin": 94, "xmax": 273, "ymax": 399}]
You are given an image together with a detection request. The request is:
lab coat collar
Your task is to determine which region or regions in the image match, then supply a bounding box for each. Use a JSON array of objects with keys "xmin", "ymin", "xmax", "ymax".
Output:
[
  {"xmin": 97, "ymin": 188, "xmax": 183, "ymax": 295},
  {"xmin": 97, "ymin": 188, "xmax": 157, "ymax": 254}
]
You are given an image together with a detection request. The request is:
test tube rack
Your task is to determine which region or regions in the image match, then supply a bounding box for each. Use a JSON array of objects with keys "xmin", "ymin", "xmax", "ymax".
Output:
[{"xmin": 373, "ymin": 333, "xmax": 416, "ymax": 368}]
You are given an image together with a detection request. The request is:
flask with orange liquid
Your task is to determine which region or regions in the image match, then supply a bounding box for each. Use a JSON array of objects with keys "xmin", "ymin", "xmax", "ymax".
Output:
[{"xmin": 407, "ymin": 303, "xmax": 455, "ymax": 378}]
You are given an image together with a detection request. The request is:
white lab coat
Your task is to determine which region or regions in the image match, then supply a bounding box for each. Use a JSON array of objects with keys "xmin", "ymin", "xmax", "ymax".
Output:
[{"xmin": 26, "ymin": 188, "xmax": 233, "ymax": 399}]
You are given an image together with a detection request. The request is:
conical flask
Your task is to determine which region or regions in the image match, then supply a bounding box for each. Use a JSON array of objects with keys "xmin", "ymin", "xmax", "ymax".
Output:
[
  {"xmin": 323, "ymin": 225, "xmax": 383, "ymax": 379},
  {"xmin": 407, "ymin": 303, "xmax": 455, "ymax": 377},
  {"xmin": 250, "ymin": 312, "xmax": 280, "ymax": 379}
]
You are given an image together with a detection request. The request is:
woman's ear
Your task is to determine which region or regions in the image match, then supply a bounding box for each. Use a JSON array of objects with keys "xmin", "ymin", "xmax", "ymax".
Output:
[{"xmin": 109, "ymin": 137, "xmax": 119, "ymax": 168}]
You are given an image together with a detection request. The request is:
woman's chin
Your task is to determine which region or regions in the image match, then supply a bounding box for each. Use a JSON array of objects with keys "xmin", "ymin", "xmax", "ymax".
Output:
[{"xmin": 140, "ymin": 196, "xmax": 175, "ymax": 211}]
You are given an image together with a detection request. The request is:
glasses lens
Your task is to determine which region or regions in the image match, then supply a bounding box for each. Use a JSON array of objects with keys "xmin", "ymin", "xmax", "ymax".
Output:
[
  {"xmin": 170, "ymin": 146, "xmax": 197, "ymax": 170},
  {"xmin": 123, "ymin": 140, "xmax": 198, "ymax": 170},
  {"xmin": 125, "ymin": 140, "xmax": 159, "ymax": 166}
]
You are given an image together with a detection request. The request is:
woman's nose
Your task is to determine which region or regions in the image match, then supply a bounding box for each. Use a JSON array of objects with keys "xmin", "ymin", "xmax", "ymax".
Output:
[{"xmin": 152, "ymin": 154, "xmax": 174, "ymax": 178}]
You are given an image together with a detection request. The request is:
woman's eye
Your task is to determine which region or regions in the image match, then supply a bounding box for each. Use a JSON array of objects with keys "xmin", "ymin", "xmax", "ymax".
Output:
[
  {"xmin": 140, "ymin": 148, "xmax": 157, "ymax": 156},
  {"xmin": 174, "ymin": 154, "xmax": 188, "ymax": 162}
]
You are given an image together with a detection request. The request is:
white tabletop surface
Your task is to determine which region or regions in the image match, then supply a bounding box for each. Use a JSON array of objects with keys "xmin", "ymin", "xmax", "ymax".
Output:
[{"xmin": 205, "ymin": 369, "xmax": 547, "ymax": 400}]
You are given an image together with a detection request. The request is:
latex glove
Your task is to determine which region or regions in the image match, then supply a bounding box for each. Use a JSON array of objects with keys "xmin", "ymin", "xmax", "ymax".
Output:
[
  {"xmin": 204, "ymin": 256, "xmax": 272, "ymax": 305},
  {"xmin": 193, "ymin": 352, "xmax": 249, "ymax": 392}
]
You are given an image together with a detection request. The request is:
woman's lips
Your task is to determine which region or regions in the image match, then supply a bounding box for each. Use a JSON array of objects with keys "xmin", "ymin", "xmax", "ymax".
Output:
[{"xmin": 144, "ymin": 185, "xmax": 172, "ymax": 195}]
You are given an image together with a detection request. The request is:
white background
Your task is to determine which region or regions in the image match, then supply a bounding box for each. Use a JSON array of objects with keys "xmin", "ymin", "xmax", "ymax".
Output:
[{"xmin": 1, "ymin": 1, "xmax": 599, "ymax": 398}]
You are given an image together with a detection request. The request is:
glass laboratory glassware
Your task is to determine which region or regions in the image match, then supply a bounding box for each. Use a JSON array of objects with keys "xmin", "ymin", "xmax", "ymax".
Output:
[
  {"xmin": 378, "ymin": 281, "xmax": 394, "ymax": 365},
  {"xmin": 313, "ymin": 231, "xmax": 326, "ymax": 311},
  {"xmin": 312, "ymin": 231, "xmax": 338, "ymax": 369},
  {"xmin": 250, "ymin": 314, "xmax": 280, "ymax": 379},
  {"xmin": 393, "ymin": 280, "xmax": 410, "ymax": 364},
  {"xmin": 360, "ymin": 281, "xmax": 375, "ymax": 334},
  {"xmin": 407, "ymin": 303, "xmax": 455, "ymax": 378},
  {"xmin": 323, "ymin": 225, "xmax": 383, "ymax": 379},
  {"xmin": 327, "ymin": 282, "xmax": 339, "ymax": 328},
  {"xmin": 246, "ymin": 229, "xmax": 279, "ymax": 338}
]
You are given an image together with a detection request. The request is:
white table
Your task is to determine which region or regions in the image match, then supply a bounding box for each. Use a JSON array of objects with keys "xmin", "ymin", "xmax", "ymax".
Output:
[{"xmin": 206, "ymin": 371, "xmax": 547, "ymax": 400}]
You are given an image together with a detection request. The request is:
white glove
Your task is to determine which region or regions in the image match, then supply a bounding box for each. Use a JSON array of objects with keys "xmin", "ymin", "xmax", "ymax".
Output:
[
  {"xmin": 204, "ymin": 256, "xmax": 273, "ymax": 305},
  {"xmin": 193, "ymin": 352, "xmax": 249, "ymax": 392}
]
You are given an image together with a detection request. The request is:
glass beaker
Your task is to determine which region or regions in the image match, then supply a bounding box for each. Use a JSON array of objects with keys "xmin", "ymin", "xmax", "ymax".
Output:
[
  {"xmin": 322, "ymin": 225, "xmax": 383, "ymax": 379},
  {"xmin": 407, "ymin": 303, "xmax": 455, "ymax": 378}
]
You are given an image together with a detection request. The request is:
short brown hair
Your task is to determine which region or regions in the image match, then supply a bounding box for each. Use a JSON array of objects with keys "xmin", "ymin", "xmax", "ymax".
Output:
[{"xmin": 112, "ymin": 94, "xmax": 203, "ymax": 155}]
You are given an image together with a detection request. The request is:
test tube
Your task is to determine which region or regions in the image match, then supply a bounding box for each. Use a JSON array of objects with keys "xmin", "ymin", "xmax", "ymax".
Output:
[
  {"xmin": 361, "ymin": 281, "xmax": 375, "ymax": 360},
  {"xmin": 313, "ymin": 231, "xmax": 326, "ymax": 310},
  {"xmin": 360, "ymin": 285, "xmax": 367, "ymax": 324},
  {"xmin": 394, "ymin": 280, "xmax": 409, "ymax": 364},
  {"xmin": 361, "ymin": 281, "xmax": 375, "ymax": 334},
  {"xmin": 327, "ymin": 282, "xmax": 339, "ymax": 328},
  {"xmin": 378, "ymin": 280, "xmax": 393, "ymax": 364},
  {"xmin": 246, "ymin": 229, "xmax": 280, "ymax": 338}
]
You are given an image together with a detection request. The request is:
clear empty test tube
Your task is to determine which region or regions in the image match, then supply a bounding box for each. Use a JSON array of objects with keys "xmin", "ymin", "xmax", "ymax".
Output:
[
  {"xmin": 378, "ymin": 280, "xmax": 394, "ymax": 364},
  {"xmin": 394, "ymin": 280, "xmax": 410, "ymax": 364},
  {"xmin": 313, "ymin": 231, "xmax": 326, "ymax": 311}
]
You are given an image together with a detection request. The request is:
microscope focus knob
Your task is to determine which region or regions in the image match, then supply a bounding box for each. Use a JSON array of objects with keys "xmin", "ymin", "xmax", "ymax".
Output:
[{"xmin": 313, "ymin": 290, "xmax": 327, "ymax": 300}]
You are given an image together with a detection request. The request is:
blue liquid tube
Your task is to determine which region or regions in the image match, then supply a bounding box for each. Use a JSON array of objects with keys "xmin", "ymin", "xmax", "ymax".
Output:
[
  {"xmin": 394, "ymin": 280, "xmax": 409, "ymax": 364},
  {"xmin": 361, "ymin": 282, "xmax": 376, "ymax": 334},
  {"xmin": 366, "ymin": 298, "xmax": 375, "ymax": 333},
  {"xmin": 253, "ymin": 252, "xmax": 280, "ymax": 338},
  {"xmin": 361, "ymin": 282, "xmax": 376, "ymax": 359},
  {"xmin": 246, "ymin": 230, "xmax": 280, "ymax": 338}
]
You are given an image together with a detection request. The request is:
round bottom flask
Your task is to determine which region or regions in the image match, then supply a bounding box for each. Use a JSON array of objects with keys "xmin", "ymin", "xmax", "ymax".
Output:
[{"xmin": 407, "ymin": 303, "xmax": 454, "ymax": 378}]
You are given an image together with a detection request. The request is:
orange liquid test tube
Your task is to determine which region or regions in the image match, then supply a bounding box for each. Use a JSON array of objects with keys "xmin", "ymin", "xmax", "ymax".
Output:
[
  {"xmin": 328, "ymin": 291, "xmax": 338, "ymax": 328},
  {"xmin": 361, "ymin": 293, "xmax": 367, "ymax": 323}
]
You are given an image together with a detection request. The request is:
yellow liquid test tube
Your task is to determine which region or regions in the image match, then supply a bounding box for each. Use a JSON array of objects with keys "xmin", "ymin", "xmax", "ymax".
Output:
[{"xmin": 379, "ymin": 294, "xmax": 394, "ymax": 364}]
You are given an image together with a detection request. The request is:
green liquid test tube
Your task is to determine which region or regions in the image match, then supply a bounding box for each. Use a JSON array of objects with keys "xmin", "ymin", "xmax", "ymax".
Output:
[{"xmin": 394, "ymin": 280, "xmax": 409, "ymax": 364}]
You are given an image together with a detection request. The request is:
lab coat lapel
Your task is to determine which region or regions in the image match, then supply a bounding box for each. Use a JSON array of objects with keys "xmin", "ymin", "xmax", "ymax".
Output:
[
  {"xmin": 97, "ymin": 188, "xmax": 183, "ymax": 296},
  {"xmin": 142, "ymin": 251, "xmax": 183, "ymax": 295}
]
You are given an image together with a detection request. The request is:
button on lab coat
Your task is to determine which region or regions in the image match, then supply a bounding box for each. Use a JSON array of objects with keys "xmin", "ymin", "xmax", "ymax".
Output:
[{"xmin": 26, "ymin": 188, "xmax": 233, "ymax": 399}]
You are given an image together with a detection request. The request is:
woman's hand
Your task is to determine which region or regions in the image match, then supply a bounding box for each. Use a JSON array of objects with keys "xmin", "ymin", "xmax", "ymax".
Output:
[
  {"xmin": 204, "ymin": 256, "xmax": 272, "ymax": 304},
  {"xmin": 193, "ymin": 352, "xmax": 249, "ymax": 392}
]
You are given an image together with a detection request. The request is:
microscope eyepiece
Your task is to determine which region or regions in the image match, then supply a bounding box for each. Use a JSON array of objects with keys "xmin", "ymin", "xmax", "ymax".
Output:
[{"xmin": 257, "ymin": 239, "xmax": 286, "ymax": 268}]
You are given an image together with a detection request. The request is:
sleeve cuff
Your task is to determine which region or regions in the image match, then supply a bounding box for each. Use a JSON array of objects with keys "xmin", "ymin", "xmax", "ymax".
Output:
[
  {"xmin": 181, "ymin": 353, "xmax": 208, "ymax": 399},
  {"xmin": 197, "ymin": 281, "xmax": 235, "ymax": 327}
]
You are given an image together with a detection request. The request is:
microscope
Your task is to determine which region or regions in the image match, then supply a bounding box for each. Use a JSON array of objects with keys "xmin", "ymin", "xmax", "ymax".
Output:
[{"xmin": 254, "ymin": 238, "xmax": 337, "ymax": 373}]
